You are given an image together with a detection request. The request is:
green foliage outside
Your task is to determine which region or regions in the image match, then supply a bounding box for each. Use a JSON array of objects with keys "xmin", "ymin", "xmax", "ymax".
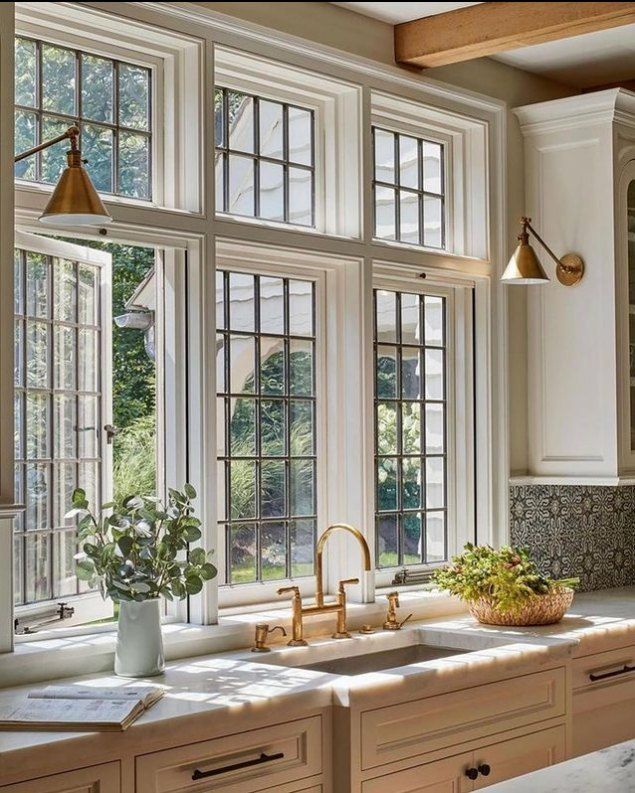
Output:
[
  {"xmin": 432, "ymin": 543, "xmax": 579, "ymax": 614},
  {"xmin": 63, "ymin": 239, "xmax": 156, "ymax": 505},
  {"xmin": 376, "ymin": 352, "xmax": 423, "ymax": 566},
  {"xmin": 227, "ymin": 347, "xmax": 315, "ymax": 582}
]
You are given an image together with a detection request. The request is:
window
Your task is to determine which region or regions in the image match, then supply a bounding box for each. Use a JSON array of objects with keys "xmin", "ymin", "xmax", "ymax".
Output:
[
  {"xmin": 13, "ymin": 235, "xmax": 111, "ymax": 611},
  {"xmin": 373, "ymin": 127, "xmax": 444, "ymax": 249},
  {"xmin": 374, "ymin": 288, "xmax": 448, "ymax": 569},
  {"xmin": 214, "ymin": 87, "xmax": 314, "ymax": 226},
  {"xmin": 14, "ymin": 36, "xmax": 152, "ymax": 200},
  {"xmin": 216, "ymin": 270, "xmax": 317, "ymax": 585}
]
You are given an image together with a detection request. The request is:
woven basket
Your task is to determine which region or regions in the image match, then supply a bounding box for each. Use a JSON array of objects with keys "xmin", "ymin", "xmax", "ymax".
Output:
[{"xmin": 468, "ymin": 587, "xmax": 574, "ymax": 627}]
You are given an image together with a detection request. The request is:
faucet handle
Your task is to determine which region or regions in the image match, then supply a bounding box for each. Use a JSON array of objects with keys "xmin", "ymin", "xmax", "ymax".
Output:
[{"xmin": 277, "ymin": 585, "xmax": 301, "ymax": 598}]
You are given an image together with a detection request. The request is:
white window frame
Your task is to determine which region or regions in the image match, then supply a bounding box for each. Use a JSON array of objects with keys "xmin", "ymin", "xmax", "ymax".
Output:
[
  {"xmin": 214, "ymin": 46, "xmax": 362, "ymax": 239},
  {"xmin": 371, "ymin": 265, "xmax": 475, "ymax": 588},
  {"xmin": 12, "ymin": 229, "xmax": 114, "ymax": 629},
  {"xmin": 1, "ymin": 1, "xmax": 508, "ymax": 668},
  {"xmin": 214, "ymin": 238, "xmax": 369, "ymax": 609},
  {"xmin": 15, "ymin": 1, "xmax": 203, "ymax": 214},
  {"xmin": 371, "ymin": 90, "xmax": 490, "ymax": 261}
]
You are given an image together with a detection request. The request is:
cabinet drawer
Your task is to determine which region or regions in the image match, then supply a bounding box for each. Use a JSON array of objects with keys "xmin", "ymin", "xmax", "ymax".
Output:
[
  {"xmin": 136, "ymin": 715, "xmax": 322, "ymax": 793},
  {"xmin": 360, "ymin": 668, "xmax": 566, "ymax": 770},
  {"xmin": 0, "ymin": 762, "xmax": 120, "ymax": 793},
  {"xmin": 573, "ymin": 645, "xmax": 635, "ymax": 693},
  {"xmin": 361, "ymin": 751, "xmax": 473, "ymax": 793}
]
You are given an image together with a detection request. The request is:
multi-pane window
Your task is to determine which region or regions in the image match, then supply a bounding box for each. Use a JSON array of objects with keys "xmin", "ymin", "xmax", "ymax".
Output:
[
  {"xmin": 373, "ymin": 127, "xmax": 444, "ymax": 249},
  {"xmin": 374, "ymin": 289, "xmax": 447, "ymax": 569},
  {"xmin": 216, "ymin": 270, "xmax": 318, "ymax": 584},
  {"xmin": 13, "ymin": 247, "xmax": 104, "ymax": 605},
  {"xmin": 14, "ymin": 37, "xmax": 152, "ymax": 199},
  {"xmin": 214, "ymin": 87, "xmax": 314, "ymax": 226}
]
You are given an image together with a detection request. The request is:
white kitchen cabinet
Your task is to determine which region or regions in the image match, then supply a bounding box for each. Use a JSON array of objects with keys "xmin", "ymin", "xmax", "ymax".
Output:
[
  {"xmin": 572, "ymin": 643, "xmax": 635, "ymax": 755},
  {"xmin": 0, "ymin": 762, "xmax": 120, "ymax": 793},
  {"xmin": 361, "ymin": 752, "xmax": 473, "ymax": 793},
  {"xmin": 361, "ymin": 726, "xmax": 565, "ymax": 793},
  {"xmin": 514, "ymin": 89, "xmax": 635, "ymax": 481},
  {"xmin": 473, "ymin": 726, "xmax": 565, "ymax": 788},
  {"xmin": 135, "ymin": 715, "xmax": 323, "ymax": 793}
]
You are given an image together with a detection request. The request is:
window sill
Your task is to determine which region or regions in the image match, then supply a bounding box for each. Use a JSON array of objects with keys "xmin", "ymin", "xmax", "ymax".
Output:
[{"xmin": 0, "ymin": 590, "xmax": 465, "ymax": 688}]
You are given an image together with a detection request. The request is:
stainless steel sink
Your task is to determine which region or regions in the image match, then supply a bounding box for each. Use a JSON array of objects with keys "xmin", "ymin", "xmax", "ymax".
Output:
[{"xmin": 296, "ymin": 643, "xmax": 469, "ymax": 675}]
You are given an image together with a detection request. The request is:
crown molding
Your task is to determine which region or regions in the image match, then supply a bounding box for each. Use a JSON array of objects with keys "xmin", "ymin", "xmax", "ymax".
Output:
[
  {"xmin": 514, "ymin": 88, "xmax": 635, "ymax": 136},
  {"xmin": 125, "ymin": 1, "xmax": 506, "ymax": 120}
]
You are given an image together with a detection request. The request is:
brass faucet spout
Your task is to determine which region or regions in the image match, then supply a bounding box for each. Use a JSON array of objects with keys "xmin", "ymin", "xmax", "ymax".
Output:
[{"xmin": 315, "ymin": 523, "xmax": 371, "ymax": 607}]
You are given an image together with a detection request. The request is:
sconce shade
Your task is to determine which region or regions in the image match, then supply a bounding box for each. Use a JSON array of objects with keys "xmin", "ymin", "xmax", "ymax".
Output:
[
  {"xmin": 39, "ymin": 151, "xmax": 112, "ymax": 227},
  {"xmin": 501, "ymin": 238, "xmax": 549, "ymax": 285}
]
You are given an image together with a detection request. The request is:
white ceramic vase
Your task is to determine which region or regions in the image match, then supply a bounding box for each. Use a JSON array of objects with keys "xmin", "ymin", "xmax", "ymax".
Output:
[{"xmin": 114, "ymin": 598, "xmax": 165, "ymax": 677}]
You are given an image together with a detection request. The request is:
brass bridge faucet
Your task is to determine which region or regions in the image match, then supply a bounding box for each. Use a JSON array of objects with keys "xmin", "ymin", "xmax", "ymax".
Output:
[{"xmin": 277, "ymin": 524, "xmax": 372, "ymax": 645}]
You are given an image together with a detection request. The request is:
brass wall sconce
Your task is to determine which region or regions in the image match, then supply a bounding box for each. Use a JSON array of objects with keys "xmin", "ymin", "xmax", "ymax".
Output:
[
  {"xmin": 15, "ymin": 125, "xmax": 112, "ymax": 227},
  {"xmin": 501, "ymin": 217, "xmax": 584, "ymax": 286}
]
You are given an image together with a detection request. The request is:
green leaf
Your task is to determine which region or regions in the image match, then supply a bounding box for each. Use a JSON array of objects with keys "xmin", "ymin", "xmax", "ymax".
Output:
[
  {"xmin": 184, "ymin": 483, "xmax": 197, "ymax": 499},
  {"xmin": 65, "ymin": 507, "xmax": 88, "ymax": 519},
  {"xmin": 189, "ymin": 547, "xmax": 206, "ymax": 565},
  {"xmin": 117, "ymin": 536, "xmax": 134, "ymax": 557},
  {"xmin": 185, "ymin": 575, "xmax": 203, "ymax": 595},
  {"xmin": 76, "ymin": 559, "xmax": 95, "ymax": 580},
  {"xmin": 200, "ymin": 562, "xmax": 217, "ymax": 581},
  {"xmin": 123, "ymin": 495, "xmax": 144, "ymax": 510},
  {"xmin": 185, "ymin": 526, "xmax": 202, "ymax": 543},
  {"xmin": 72, "ymin": 488, "xmax": 87, "ymax": 505}
]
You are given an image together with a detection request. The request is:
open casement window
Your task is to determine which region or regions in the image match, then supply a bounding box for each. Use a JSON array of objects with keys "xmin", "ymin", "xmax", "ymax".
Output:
[
  {"xmin": 13, "ymin": 231, "xmax": 113, "ymax": 632},
  {"xmin": 373, "ymin": 273, "xmax": 475, "ymax": 587}
]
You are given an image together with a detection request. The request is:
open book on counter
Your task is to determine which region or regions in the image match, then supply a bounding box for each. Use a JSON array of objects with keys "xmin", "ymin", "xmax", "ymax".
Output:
[{"xmin": 0, "ymin": 685, "xmax": 164, "ymax": 732}]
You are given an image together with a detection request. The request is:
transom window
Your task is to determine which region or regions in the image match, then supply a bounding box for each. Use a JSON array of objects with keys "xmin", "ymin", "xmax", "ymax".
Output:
[
  {"xmin": 214, "ymin": 87, "xmax": 314, "ymax": 226},
  {"xmin": 14, "ymin": 36, "xmax": 152, "ymax": 199},
  {"xmin": 374, "ymin": 288, "xmax": 448, "ymax": 569},
  {"xmin": 373, "ymin": 127, "xmax": 444, "ymax": 249},
  {"xmin": 216, "ymin": 270, "xmax": 318, "ymax": 585},
  {"xmin": 13, "ymin": 245, "xmax": 106, "ymax": 606}
]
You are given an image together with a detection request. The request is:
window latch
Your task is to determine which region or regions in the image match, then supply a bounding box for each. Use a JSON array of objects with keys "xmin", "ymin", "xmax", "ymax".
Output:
[{"xmin": 104, "ymin": 424, "xmax": 120, "ymax": 444}]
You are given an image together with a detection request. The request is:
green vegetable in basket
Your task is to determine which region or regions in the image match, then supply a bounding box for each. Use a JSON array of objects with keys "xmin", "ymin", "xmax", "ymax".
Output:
[{"xmin": 432, "ymin": 543, "xmax": 579, "ymax": 615}]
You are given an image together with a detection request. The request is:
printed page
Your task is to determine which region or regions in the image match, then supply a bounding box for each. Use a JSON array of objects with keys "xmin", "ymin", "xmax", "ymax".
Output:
[
  {"xmin": 0, "ymin": 697, "xmax": 138, "ymax": 728},
  {"xmin": 29, "ymin": 685, "xmax": 163, "ymax": 708}
]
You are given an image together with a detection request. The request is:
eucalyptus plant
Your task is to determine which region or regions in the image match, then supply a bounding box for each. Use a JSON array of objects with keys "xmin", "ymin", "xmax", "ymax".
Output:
[
  {"xmin": 432, "ymin": 543, "xmax": 578, "ymax": 614},
  {"xmin": 69, "ymin": 484, "xmax": 217, "ymax": 603}
]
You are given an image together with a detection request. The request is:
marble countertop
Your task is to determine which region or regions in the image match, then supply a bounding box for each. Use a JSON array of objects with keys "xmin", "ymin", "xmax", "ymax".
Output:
[
  {"xmin": 1, "ymin": 586, "xmax": 635, "ymax": 766},
  {"xmin": 487, "ymin": 739, "xmax": 635, "ymax": 792}
]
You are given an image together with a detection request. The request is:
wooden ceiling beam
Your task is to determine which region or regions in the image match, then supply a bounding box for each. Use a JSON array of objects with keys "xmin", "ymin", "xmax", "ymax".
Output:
[{"xmin": 395, "ymin": 2, "xmax": 635, "ymax": 68}]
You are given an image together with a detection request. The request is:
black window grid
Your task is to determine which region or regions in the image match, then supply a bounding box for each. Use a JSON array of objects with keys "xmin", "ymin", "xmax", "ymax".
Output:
[
  {"xmin": 373, "ymin": 289, "xmax": 448, "ymax": 569},
  {"xmin": 372, "ymin": 126, "xmax": 446, "ymax": 250},
  {"xmin": 216, "ymin": 270, "xmax": 318, "ymax": 585},
  {"xmin": 13, "ymin": 250, "xmax": 102, "ymax": 607},
  {"xmin": 214, "ymin": 86, "xmax": 315, "ymax": 227},
  {"xmin": 14, "ymin": 36, "xmax": 152, "ymax": 199}
]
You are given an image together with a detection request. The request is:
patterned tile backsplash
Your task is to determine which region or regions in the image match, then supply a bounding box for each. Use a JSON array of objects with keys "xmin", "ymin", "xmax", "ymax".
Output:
[{"xmin": 509, "ymin": 485, "xmax": 635, "ymax": 591}]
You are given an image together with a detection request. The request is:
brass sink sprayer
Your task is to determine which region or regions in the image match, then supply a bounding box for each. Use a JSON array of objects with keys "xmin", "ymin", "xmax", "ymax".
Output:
[{"xmin": 253, "ymin": 524, "xmax": 412, "ymax": 650}]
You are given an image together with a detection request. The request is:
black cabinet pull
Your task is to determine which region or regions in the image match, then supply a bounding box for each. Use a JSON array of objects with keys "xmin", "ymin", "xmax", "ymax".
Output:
[
  {"xmin": 465, "ymin": 767, "xmax": 479, "ymax": 780},
  {"xmin": 589, "ymin": 664, "xmax": 635, "ymax": 682},
  {"xmin": 191, "ymin": 751, "xmax": 284, "ymax": 780},
  {"xmin": 478, "ymin": 764, "xmax": 491, "ymax": 776}
]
